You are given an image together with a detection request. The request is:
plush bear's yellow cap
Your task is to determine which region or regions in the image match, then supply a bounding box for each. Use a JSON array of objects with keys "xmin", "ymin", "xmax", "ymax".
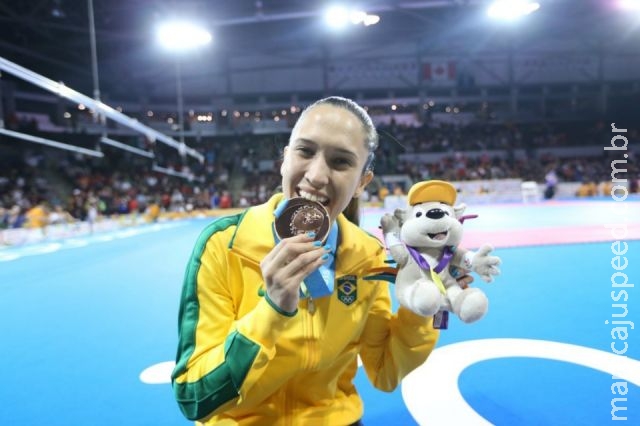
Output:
[{"xmin": 407, "ymin": 180, "xmax": 457, "ymax": 206}]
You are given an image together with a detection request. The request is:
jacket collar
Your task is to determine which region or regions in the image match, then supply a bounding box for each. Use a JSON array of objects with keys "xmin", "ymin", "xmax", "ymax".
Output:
[{"xmin": 229, "ymin": 193, "xmax": 383, "ymax": 274}]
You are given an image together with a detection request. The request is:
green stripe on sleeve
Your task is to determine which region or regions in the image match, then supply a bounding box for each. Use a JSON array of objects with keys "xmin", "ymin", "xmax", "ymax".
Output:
[
  {"xmin": 174, "ymin": 331, "xmax": 260, "ymax": 420},
  {"xmin": 172, "ymin": 215, "xmax": 241, "ymax": 377},
  {"xmin": 171, "ymin": 210, "xmax": 268, "ymax": 420}
]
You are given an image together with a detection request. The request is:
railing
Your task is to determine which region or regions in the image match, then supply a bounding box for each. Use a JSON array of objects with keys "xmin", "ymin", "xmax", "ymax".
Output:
[{"xmin": 0, "ymin": 56, "xmax": 203, "ymax": 163}]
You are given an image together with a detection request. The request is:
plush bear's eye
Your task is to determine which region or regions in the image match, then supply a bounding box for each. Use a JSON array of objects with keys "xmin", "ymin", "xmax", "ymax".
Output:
[
  {"xmin": 426, "ymin": 208, "xmax": 449, "ymax": 219},
  {"xmin": 415, "ymin": 211, "xmax": 422, "ymax": 218}
]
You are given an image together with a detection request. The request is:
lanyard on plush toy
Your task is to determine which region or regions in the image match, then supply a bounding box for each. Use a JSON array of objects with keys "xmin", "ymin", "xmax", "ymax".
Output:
[
  {"xmin": 405, "ymin": 245, "xmax": 454, "ymax": 295},
  {"xmin": 403, "ymin": 213, "xmax": 478, "ymax": 295}
]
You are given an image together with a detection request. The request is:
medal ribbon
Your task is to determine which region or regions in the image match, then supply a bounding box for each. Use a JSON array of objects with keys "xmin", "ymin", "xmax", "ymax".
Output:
[{"xmin": 405, "ymin": 245, "xmax": 454, "ymax": 295}]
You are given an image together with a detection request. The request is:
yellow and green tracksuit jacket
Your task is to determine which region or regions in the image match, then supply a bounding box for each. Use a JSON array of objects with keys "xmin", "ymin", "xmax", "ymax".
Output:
[{"xmin": 172, "ymin": 193, "xmax": 439, "ymax": 425}]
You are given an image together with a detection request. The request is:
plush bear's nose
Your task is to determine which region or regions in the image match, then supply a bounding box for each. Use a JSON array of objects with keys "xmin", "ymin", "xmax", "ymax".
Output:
[{"xmin": 426, "ymin": 208, "xmax": 446, "ymax": 219}]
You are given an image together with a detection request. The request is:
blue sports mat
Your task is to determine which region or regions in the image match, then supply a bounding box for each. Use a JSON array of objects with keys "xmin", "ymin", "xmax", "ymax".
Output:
[{"xmin": 1, "ymin": 201, "xmax": 638, "ymax": 425}]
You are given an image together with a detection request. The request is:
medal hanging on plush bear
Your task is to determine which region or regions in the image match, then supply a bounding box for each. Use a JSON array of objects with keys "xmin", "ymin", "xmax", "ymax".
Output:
[{"xmin": 405, "ymin": 244, "xmax": 454, "ymax": 329}]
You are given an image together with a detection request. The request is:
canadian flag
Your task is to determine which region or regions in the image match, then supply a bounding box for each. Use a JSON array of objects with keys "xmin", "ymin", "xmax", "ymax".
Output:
[{"xmin": 423, "ymin": 61, "xmax": 456, "ymax": 82}]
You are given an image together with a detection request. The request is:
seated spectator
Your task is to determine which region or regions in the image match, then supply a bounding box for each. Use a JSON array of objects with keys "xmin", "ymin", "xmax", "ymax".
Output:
[
  {"xmin": 9, "ymin": 205, "xmax": 27, "ymax": 229},
  {"xmin": 392, "ymin": 184, "xmax": 405, "ymax": 196},
  {"xmin": 219, "ymin": 190, "xmax": 232, "ymax": 209},
  {"xmin": 378, "ymin": 185, "xmax": 390, "ymax": 201},
  {"xmin": 600, "ymin": 181, "xmax": 613, "ymax": 197},
  {"xmin": 145, "ymin": 202, "xmax": 161, "ymax": 223},
  {"xmin": 0, "ymin": 206, "xmax": 8, "ymax": 245},
  {"xmin": 25, "ymin": 201, "xmax": 49, "ymax": 234},
  {"xmin": 48, "ymin": 205, "xmax": 74, "ymax": 225},
  {"xmin": 576, "ymin": 180, "xmax": 598, "ymax": 197},
  {"xmin": 630, "ymin": 176, "xmax": 639, "ymax": 194}
]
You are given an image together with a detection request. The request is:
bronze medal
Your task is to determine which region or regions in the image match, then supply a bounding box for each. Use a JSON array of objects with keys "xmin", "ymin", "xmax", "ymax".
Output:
[{"xmin": 274, "ymin": 197, "xmax": 330, "ymax": 242}]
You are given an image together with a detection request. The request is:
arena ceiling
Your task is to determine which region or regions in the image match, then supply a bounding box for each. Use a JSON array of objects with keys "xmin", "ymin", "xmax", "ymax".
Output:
[{"xmin": 0, "ymin": 0, "xmax": 637, "ymax": 105}]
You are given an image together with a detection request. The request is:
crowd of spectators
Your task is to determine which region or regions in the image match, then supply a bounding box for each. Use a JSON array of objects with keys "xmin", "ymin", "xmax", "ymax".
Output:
[
  {"xmin": 0, "ymin": 137, "xmax": 233, "ymax": 234},
  {"xmin": 1, "ymin": 116, "xmax": 638, "ymax": 238}
]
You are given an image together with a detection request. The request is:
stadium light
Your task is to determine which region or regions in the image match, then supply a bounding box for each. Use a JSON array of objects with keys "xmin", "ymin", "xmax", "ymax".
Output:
[
  {"xmin": 618, "ymin": 0, "xmax": 640, "ymax": 11},
  {"xmin": 487, "ymin": 0, "xmax": 540, "ymax": 21},
  {"xmin": 324, "ymin": 5, "xmax": 380, "ymax": 30},
  {"xmin": 325, "ymin": 5, "xmax": 349, "ymax": 29},
  {"xmin": 363, "ymin": 14, "xmax": 381, "ymax": 26},
  {"xmin": 156, "ymin": 21, "xmax": 212, "ymax": 52}
]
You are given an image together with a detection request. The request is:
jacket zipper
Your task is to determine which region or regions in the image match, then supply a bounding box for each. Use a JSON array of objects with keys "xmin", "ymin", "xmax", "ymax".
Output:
[
  {"xmin": 283, "ymin": 382, "xmax": 292, "ymax": 426},
  {"xmin": 307, "ymin": 295, "xmax": 316, "ymax": 314},
  {"xmin": 307, "ymin": 297, "xmax": 317, "ymax": 370}
]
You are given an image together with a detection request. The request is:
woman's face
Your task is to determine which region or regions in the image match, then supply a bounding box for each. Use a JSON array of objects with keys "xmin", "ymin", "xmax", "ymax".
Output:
[{"xmin": 281, "ymin": 103, "xmax": 373, "ymax": 224}]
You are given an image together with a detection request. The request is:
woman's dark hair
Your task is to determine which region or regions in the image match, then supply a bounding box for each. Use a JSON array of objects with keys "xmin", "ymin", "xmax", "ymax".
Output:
[{"xmin": 292, "ymin": 96, "xmax": 378, "ymax": 225}]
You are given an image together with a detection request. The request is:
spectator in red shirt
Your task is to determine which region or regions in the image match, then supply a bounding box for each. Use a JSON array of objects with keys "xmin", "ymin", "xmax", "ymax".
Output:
[{"xmin": 219, "ymin": 190, "xmax": 232, "ymax": 208}]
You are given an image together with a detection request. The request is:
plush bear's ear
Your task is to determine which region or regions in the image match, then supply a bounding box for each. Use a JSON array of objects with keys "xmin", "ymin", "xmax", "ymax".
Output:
[
  {"xmin": 393, "ymin": 208, "xmax": 407, "ymax": 227},
  {"xmin": 454, "ymin": 203, "xmax": 467, "ymax": 219}
]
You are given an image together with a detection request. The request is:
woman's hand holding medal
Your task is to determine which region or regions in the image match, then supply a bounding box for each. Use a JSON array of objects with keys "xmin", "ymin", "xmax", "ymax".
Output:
[{"xmin": 261, "ymin": 198, "xmax": 331, "ymax": 313}]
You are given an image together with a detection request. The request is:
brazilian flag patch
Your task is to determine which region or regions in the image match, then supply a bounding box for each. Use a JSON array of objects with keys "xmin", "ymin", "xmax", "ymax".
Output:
[{"xmin": 337, "ymin": 275, "xmax": 357, "ymax": 306}]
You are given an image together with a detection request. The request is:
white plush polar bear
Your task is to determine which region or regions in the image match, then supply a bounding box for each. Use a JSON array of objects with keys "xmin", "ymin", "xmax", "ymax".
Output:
[{"xmin": 380, "ymin": 180, "xmax": 501, "ymax": 326}]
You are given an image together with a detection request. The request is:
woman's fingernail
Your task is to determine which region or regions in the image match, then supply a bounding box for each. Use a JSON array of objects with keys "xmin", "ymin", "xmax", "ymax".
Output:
[
  {"xmin": 312, "ymin": 240, "xmax": 322, "ymax": 247},
  {"xmin": 323, "ymin": 244, "xmax": 331, "ymax": 251},
  {"xmin": 321, "ymin": 253, "xmax": 329, "ymax": 260},
  {"xmin": 306, "ymin": 231, "xmax": 316, "ymax": 238}
]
